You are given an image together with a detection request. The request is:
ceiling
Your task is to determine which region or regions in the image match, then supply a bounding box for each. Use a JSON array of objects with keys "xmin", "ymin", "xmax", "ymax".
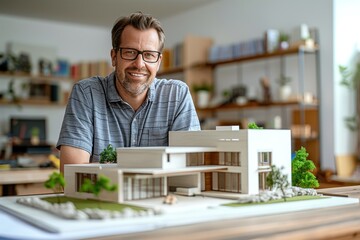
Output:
[{"xmin": 0, "ymin": 0, "xmax": 217, "ymax": 28}]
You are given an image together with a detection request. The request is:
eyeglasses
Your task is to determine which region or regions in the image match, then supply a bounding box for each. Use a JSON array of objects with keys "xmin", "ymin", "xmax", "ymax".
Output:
[{"xmin": 118, "ymin": 47, "xmax": 161, "ymax": 63}]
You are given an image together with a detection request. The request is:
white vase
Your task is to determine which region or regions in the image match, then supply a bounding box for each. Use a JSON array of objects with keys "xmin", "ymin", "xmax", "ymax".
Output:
[
  {"xmin": 279, "ymin": 85, "xmax": 292, "ymax": 101},
  {"xmin": 197, "ymin": 90, "xmax": 210, "ymax": 108}
]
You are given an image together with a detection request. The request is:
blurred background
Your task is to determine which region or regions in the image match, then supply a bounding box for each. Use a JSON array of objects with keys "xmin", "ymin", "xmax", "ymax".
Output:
[{"xmin": 0, "ymin": 0, "xmax": 360, "ymax": 195}]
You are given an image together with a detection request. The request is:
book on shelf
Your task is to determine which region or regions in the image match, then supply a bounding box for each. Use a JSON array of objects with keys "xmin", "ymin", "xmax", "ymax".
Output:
[
  {"xmin": 70, "ymin": 60, "xmax": 111, "ymax": 80},
  {"xmin": 160, "ymin": 42, "xmax": 183, "ymax": 72},
  {"xmin": 265, "ymin": 29, "xmax": 280, "ymax": 53},
  {"xmin": 161, "ymin": 48, "xmax": 172, "ymax": 71},
  {"xmin": 172, "ymin": 43, "xmax": 183, "ymax": 68},
  {"xmin": 208, "ymin": 38, "xmax": 265, "ymax": 62}
]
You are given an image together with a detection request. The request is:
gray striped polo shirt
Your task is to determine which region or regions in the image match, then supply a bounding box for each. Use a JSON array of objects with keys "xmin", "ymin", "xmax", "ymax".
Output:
[{"xmin": 56, "ymin": 72, "xmax": 201, "ymax": 162}]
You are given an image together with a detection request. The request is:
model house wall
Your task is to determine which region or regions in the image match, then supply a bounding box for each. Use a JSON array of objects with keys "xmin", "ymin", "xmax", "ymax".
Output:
[
  {"xmin": 64, "ymin": 129, "xmax": 291, "ymax": 203},
  {"xmin": 117, "ymin": 147, "xmax": 217, "ymax": 169},
  {"xmin": 64, "ymin": 164, "xmax": 123, "ymax": 202},
  {"xmin": 169, "ymin": 129, "xmax": 291, "ymax": 195}
]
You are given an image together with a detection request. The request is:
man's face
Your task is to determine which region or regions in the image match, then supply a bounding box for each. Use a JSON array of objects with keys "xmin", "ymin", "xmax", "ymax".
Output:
[{"xmin": 111, "ymin": 25, "xmax": 162, "ymax": 97}]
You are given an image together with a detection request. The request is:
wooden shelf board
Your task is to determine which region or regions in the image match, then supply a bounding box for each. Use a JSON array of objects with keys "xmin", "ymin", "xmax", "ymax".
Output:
[
  {"xmin": 157, "ymin": 46, "xmax": 318, "ymax": 76},
  {"xmin": 0, "ymin": 71, "xmax": 73, "ymax": 82},
  {"xmin": 197, "ymin": 100, "xmax": 305, "ymax": 112},
  {"xmin": 206, "ymin": 45, "xmax": 319, "ymax": 67},
  {"xmin": 0, "ymin": 99, "xmax": 66, "ymax": 107}
]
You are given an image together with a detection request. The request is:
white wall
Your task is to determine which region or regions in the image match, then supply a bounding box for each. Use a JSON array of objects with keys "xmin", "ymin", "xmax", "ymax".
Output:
[
  {"xmin": 0, "ymin": 15, "xmax": 110, "ymax": 145},
  {"xmin": 334, "ymin": 0, "xmax": 360, "ymax": 157},
  {"xmin": 162, "ymin": 0, "xmax": 334, "ymax": 170}
]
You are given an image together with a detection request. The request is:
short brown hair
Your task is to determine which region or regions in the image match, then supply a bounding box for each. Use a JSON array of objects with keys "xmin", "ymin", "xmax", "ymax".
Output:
[{"xmin": 111, "ymin": 12, "xmax": 165, "ymax": 52}]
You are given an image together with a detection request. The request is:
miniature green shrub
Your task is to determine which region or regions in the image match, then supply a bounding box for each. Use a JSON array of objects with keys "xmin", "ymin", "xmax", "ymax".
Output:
[
  {"xmin": 44, "ymin": 171, "xmax": 66, "ymax": 203},
  {"xmin": 99, "ymin": 144, "xmax": 117, "ymax": 163},
  {"xmin": 248, "ymin": 122, "xmax": 263, "ymax": 129},
  {"xmin": 292, "ymin": 147, "xmax": 319, "ymax": 188},
  {"xmin": 81, "ymin": 175, "xmax": 117, "ymax": 198}
]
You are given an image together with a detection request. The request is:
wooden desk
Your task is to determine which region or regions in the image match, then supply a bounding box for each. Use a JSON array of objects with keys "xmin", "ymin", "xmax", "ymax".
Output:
[
  {"xmin": 87, "ymin": 203, "xmax": 360, "ymax": 240},
  {"xmin": 0, "ymin": 168, "xmax": 57, "ymax": 196},
  {"xmin": 87, "ymin": 186, "xmax": 360, "ymax": 240},
  {"xmin": 0, "ymin": 186, "xmax": 359, "ymax": 239},
  {"xmin": 330, "ymin": 175, "xmax": 360, "ymax": 185},
  {"xmin": 318, "ymin": 185, "xmax": 360, "ymax": 198}
]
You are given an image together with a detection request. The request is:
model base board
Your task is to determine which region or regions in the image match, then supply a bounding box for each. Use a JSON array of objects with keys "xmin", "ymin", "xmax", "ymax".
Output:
[{"xmin": 0, "ymin": 194, "xmax": 358, "ymax": 239}]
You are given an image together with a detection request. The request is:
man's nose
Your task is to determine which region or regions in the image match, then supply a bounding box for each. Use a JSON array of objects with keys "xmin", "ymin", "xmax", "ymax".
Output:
[{"xmin": 133, "ymin": 53, "xmax": 146, "ymax": 67}]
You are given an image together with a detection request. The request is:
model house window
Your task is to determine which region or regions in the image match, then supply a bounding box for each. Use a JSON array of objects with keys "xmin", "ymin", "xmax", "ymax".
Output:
[
  {"xmin": 76, "ymin": 173, "xmax": 97, "ymax": 192},
  {"xmin": 258, "ymin": 152, "xmax": 272, "ymax": 166},
  {"xmin": 231, "ymin": 152, "xmax": 240, "ymax": 166},
  {"xmin": 187, "ymin": 153, "xmax": 204, "ymax": 166},
  {"xmin": 212, "ymin": 172, "xmax": 241, "ymax": 193},
  {"xmin": 258, "ymin": 172, "xmax": 270, "ymax": 190},
  {"xmin": 219, "ymin": 152, "xmax": 241, "ymax": 166},
  {"xmin": 125, "ymin": 176, "xmax": 163, "ymax": 201}
]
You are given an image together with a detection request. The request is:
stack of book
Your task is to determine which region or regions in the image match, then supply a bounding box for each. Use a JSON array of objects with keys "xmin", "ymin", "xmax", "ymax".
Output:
[
  {"xmin": 70, "ymin": 60, "xmax": 112, "ymax": 80},
  {"xmin": 160, "ymin": 42, "xmax": 184, "ymax": 71},
  {"xmin": 208, "ymin": 38, "xmax": 265, "ymax": 62}
]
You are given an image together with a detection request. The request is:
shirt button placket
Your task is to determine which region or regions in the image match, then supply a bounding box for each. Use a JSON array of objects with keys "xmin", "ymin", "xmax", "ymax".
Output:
[{"xmin": 131, "ymin": 118, "xmax": 138, "ymax": 146}]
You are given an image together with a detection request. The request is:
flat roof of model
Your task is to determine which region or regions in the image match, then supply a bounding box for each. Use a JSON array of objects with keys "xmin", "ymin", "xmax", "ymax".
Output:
[{"xmin": 116, "ymin": 146, "xmax": 218, "ymax": 153}]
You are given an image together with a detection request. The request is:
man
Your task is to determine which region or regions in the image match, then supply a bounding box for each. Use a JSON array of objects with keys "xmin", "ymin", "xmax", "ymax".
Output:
[{"xmin": 57, "ymin": 12, "xmax": 200, "ymax": 173}]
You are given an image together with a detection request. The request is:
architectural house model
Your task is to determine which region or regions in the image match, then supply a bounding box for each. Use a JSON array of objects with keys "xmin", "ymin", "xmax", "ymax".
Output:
[{"xmin": 64, "ymin": 127, "xmax": 291, "ymax": 203}]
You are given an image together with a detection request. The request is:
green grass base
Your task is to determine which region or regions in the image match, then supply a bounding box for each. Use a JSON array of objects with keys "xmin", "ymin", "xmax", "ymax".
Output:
[
  {"xmin": 41, "ymin": 196, "xmax": 148, "ymax": 212},
  {"xmin": 223, "ymin": 195, "xmax": 326, "ymax": 207}
]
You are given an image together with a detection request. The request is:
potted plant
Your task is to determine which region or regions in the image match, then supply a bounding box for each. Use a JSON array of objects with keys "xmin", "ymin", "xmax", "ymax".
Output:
[
  {"xmin": 192, "ymin": 82, "xmax": 212, "ymax": 108},
  {"xmin": 20, "ymin": 82, "xmax": 30, "ymax": 100},
  {"xmin": 277, "ymin": 74, "xmax": 292, "ymax": 101},
  {"xmin": 30, "ymin": 127, "xmax": 40, "ymax": 145},
  {"xmin": 278, "ymin": 32, "xmax": 290, "ymax": 50},
  {"xmin": 337, "ymin": 63, "xmax": 360, "ymax": 176}
]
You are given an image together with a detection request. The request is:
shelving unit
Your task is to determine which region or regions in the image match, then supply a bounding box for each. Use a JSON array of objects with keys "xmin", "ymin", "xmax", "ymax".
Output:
[
  {"xmin": 0, "ymin": 71, "xmax": 74, "ymax": 106},
  {"xmin": 206, "ymin": 45, "xmax": 320, "ymax": 168},
  {"xmin": 0, "ymin": 58, "xmax": 112, "ymax": 107},
  {"xmin": 158, "ymin": 35, "xmax": 213, "ymax": 95},
  {"xmin": 158, "ymin": 38, "xmax": 320, "ymax": 169}
]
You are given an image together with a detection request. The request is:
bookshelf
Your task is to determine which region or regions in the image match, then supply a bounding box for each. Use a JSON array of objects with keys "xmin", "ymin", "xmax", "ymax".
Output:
[
  {"xmin": 207, "ymin": 45, "xmax": 320, "ymax": 168},
  {"xmin": 158, "ymin": 37, "xmax": 320, "ymax": 169},
  {"xmin": 0, "ymin": 60, "xmax": 112, "ymax": 107},
  {"xmin": 159, "ymin": 35, "xmax": 213, "ymax": 97},
  {"xmin": 0, "ymin": 72, "xmax": 73, "ymax": 106}
]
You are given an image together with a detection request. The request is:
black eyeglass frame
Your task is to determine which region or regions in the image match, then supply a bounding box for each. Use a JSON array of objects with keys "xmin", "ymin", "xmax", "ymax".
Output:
[{"xmin": 117, "ymin": 47, "xmax": 161, "ymax": 63}]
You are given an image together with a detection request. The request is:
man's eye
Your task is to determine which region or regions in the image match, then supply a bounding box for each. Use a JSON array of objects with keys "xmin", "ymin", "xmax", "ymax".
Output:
[
  {"xmin": 144, "ymin": 52, "xmax": 156, "ymax": 58},
  {"xmin": 125, "ymin": 50, "xmax": 136, "ymax": 55}
]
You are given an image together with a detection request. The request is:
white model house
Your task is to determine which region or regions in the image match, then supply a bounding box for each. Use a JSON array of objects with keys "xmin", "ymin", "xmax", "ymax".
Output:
[{"xmin": 64, "ymin": 128, "xmax": 291, "ymax": 203}]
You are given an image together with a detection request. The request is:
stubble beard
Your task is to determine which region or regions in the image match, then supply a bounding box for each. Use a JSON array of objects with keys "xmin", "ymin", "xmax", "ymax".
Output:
[{"xmin": 115, "ymin": 70, "xmax": 151, "ymax": 97}]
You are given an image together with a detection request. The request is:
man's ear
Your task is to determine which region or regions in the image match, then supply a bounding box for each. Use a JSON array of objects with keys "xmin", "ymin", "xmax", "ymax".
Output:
[{"xmin": 110, "ymin": 49, "xmax": 117, "ymax": 67}]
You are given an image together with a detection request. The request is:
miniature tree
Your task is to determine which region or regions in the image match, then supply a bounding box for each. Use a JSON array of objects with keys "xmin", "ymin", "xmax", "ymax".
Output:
[
  {"xmin": 292, "ymin": 147, "xmax": 319, "ymax": 188},
  {"xmin": 99, "ymin": 144, "xmax": 117, "ymax": 163},
  {"xmin": 266, "ymin": 165, "xmax": 289, "ymax": 201},
  {"xmin": 248, "ymin": 122, "xmax": 263, "ymax": 129},
  {"xmin": 81, "ymin": 175, "xmax": 117, "ymax": 207},
  {"xmin": 44, "ymin": 171, "xmax": 66, "ymax": 203}
]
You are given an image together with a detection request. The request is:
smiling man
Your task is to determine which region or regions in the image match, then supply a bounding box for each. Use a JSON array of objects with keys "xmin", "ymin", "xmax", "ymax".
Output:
[{"xmin": 57, "ymin": 12, "xmax": 200, "ymax": 173}]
